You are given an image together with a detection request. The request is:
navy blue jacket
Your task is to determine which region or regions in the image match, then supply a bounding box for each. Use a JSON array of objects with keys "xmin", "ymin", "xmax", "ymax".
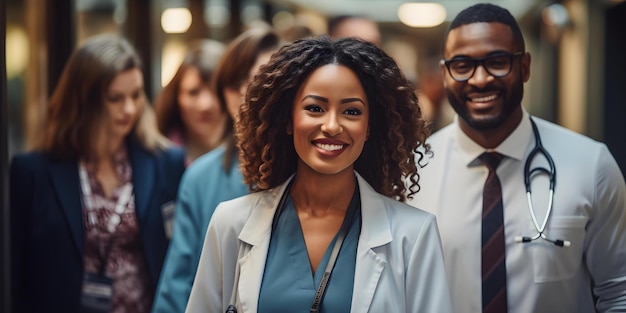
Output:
[{"xmin": 9, "ymin": 140, "xmax": 185, "ymax": 313}]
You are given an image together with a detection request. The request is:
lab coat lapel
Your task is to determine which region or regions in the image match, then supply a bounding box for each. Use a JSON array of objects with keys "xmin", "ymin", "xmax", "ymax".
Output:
[
  {"xmin": 49, "ymin": 160, "xmax": 84, "ymax": 257},
  {"xmin": 237, "ymin": 178, "xmax": 292, "ymax": 312},
  {"xmin": 129, "ymin": 141, "xmax": 154, "ymax": 222},
  {"xmin": 351, "ymin": 174, "xmax": 392, "ymax": 313}
]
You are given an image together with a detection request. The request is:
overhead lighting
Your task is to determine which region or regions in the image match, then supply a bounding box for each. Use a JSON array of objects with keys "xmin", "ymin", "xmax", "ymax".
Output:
[
  {"xmin": 6, "ymin": 26, "xmax": 29, "ymax": 79},
  {"xmin": 542, "ymin": 3, "xmax": 569, "ymax": 28},
  {"xmin": 398, "ymin": 3, "xmax": 446, "ymax": 28},
  {"xmin": 161, "ymin": 8, "xmax": 192, "ymax": 34}
]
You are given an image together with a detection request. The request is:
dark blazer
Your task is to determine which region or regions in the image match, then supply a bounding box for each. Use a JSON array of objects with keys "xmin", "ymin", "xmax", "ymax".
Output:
[{"xmin": 9, "ymin": 140, "xmax": 185, "ymax": 313}]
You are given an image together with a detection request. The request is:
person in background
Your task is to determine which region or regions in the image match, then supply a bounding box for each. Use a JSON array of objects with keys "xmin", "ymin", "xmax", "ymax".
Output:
[
  {"xmin": 10, "ymin": 34, "xmax": 186, "ymax": 313},
  {"xmin": 278, "ymin": 23, "xmax": 314, "ymax": 43},
  {"xmin": 154, "ymin": 39, "xmax": 226, "ymax": 165},
  {"xmin": 328, "ymin": 14, "xmax": 381, "ymax": 47},
  {"xmin": 416, "ymin": 55, "xmax": 454, "ymax": 132},
  {"xmin": 151, "ymin": 26, "xmax": 281, "ymax": 313},
  {"xmin": 186, "ymin": 36, "xmax": 452, "ymax": 313},
  {"xmin": 408, "ymin": 3, "xmax": 626, "ymax": 313}
]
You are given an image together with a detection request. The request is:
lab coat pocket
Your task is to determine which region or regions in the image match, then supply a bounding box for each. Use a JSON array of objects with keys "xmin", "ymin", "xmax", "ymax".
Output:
[{"xmin": 531, "ymin": 216, "xmax": 588, "ymax": 283}]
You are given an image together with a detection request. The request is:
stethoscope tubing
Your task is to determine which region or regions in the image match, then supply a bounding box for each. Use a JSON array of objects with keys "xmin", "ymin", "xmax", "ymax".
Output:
[{"xmin": 516, "ymin": 117, "xmax": 570, "ymax": 247}]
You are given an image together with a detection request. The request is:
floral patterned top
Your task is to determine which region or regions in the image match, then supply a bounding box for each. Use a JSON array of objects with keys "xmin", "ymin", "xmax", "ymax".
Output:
[{"xmin": 81, "ymin": 146, "xmax": 152, "ymax": 313}]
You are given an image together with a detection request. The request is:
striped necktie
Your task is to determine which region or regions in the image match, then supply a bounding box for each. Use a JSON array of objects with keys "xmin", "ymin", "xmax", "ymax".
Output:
[{"xmin": 479, "ymin": 152, "xmax": 508, "ymax": 313}]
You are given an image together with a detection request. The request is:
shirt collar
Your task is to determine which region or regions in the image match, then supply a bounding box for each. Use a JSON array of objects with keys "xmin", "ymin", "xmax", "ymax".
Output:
[{"xmin": 454, "ymin": 109, "xmax": 533, "ymax": 167}]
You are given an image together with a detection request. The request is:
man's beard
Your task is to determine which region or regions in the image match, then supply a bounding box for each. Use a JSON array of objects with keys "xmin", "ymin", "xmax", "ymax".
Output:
[{"xmin": 447, "ymin": 79, "xmax": 524, "ymax": 131}]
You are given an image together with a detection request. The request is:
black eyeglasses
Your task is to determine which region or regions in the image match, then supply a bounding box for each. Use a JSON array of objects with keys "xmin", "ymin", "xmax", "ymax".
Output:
[{"xmin": 443, "ymin": 52, "xmax": 524, "ymax": 82}]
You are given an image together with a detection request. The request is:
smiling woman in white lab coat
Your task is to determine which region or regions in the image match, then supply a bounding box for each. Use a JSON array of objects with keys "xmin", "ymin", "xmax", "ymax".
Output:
[{"xmin": 185, "ymin": 36, "xmax": 452, "ymax": 313}]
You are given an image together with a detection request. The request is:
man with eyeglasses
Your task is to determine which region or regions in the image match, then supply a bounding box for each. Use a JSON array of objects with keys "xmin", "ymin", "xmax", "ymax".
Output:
[{"xmin": 408, "ymin": 3, "xmax": 626, "ymax": 313}]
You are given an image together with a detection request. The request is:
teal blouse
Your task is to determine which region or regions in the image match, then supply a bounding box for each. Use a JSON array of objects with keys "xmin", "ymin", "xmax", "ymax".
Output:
[{"xmin": 258, "ymin": 190, "xmax": 361, "ymax": 313}]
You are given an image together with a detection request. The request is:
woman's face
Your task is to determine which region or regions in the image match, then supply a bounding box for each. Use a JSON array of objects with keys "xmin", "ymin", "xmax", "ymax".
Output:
[
  {"xmin": 177, "ymin": 67, "xmax": 225, "ymax": 140},
  {"xmin": 104, "ymin": 68, "xmax": 144, "ymax": 144},
  {"xmin": 291, "ymin": 64, "xmax": 369, "ymax": 176},
  {"xmin": 224, "ymin": 50, "xmax": 275, "ymax": 121}
]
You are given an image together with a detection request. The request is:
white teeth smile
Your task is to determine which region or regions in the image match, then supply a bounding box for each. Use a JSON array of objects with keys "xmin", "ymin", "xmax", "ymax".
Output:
[
  {"xmin": 471, "ymin": 94, "xmax": 498, "ymax": 102},
  {"xmin": 316, "ymin": 143, "xmax": 344, "ymax": 151}
]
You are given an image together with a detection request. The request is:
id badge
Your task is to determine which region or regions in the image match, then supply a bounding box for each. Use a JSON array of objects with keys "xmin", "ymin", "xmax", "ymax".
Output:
[
  {"xmin": 80, "ymin": 273, "xmax": 113, "ymax": 313},
  {"xmin": 161, "ymin": 200, "xmax": 176, "ymax": 239}
]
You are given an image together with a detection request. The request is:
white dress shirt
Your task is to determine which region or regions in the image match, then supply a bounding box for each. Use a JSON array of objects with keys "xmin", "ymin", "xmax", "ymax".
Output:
[{"xmin": 408, "ymin": 110, "xmax": 626, "ymax": 313}]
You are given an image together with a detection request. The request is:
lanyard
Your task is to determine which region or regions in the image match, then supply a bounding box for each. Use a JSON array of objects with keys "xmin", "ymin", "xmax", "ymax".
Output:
[
  {"xmin": 309, "ymin": 190, "xmax": 359, "ymax": 313},
  {"xmin": 79, "ymin": 162, "xmax": 133, "ymax": 233},
  {"xmin": 226, "ymin": 179, "xmax": 361, "ymax": 313},
  {"xmin": 79, "ymin": 162, "xmax": 134, "ymax": 275},
  {"xmin": 271, "ymin": 180, "xmax": 361, "ymax": 313}
]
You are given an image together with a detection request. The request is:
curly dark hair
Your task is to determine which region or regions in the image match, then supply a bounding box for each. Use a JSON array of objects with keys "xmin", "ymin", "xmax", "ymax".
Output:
[{"xmin": 237, "ymin": 36, "xmax": 430, "ymax": 202}]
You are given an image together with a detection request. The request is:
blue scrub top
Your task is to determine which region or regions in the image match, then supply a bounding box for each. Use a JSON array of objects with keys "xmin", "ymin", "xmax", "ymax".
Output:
[{"xmin": 258, "ymin": 193, "xmax": 361, "ymax": 313}]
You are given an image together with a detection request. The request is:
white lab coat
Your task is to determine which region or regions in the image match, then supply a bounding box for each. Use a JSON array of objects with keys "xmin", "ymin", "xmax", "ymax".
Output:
[{"xmin": 186, "ymin": 173, "xmax": 453, "ymax": 313}]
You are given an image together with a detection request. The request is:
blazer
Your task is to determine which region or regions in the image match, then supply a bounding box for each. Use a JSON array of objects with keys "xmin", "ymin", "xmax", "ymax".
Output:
[
  {"xmin": 186, "ymin": 173, "xmax": 453, "ymax": 313},
  {"xmin": 9, "ymin": 140, "xmax": 186, "ymax": 313}
]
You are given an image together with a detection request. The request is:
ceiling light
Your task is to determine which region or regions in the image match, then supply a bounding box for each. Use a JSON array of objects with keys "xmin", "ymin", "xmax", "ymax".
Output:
[
  {"xmin": 161, "ymin": 8, "xmax": 192, "ymax": 34},
  {"xmin": 542, "ymin": 3, "xmax": 569, "ymax": 28},
  {"xmin": 398, "ymin": 3, "xmax": 446, "ymax": 28}
]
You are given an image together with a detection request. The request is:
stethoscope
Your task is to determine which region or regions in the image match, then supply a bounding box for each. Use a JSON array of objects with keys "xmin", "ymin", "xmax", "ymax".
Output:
[{"xmin": 514, "ymin": 117, "xmax": 571, "ymax": 248}]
